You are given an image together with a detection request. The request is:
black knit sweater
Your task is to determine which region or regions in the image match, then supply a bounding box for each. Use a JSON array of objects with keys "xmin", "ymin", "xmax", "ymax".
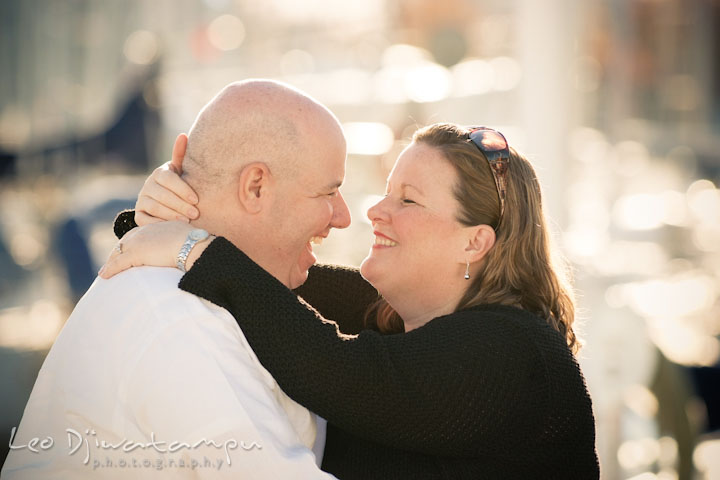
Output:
[{"xmin": 114, "ymin": 213, "xmax": 600, "ymax": 479}]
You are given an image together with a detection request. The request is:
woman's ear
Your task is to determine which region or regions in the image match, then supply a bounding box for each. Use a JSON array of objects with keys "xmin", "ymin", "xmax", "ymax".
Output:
[
  {"xmin": 237, "ymin": 162, "xmax": 273, "ymax": 214},
  {"xmin": 464, "ymin": 225, "xmax": 496, "ymax": 263}
]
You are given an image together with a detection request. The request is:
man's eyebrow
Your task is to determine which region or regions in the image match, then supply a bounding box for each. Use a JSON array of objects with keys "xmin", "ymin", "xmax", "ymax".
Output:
[
  {"xmin": 322, "ymin": 181, "xmax": 343, "ymax": 191},
  {"xmin": 401, "ymin": 183, "xmax": 424, "ymax": 195}
]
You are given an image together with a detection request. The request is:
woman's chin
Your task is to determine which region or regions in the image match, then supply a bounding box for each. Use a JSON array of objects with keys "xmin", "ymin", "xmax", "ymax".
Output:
[{"xmin": 359, "ymin": 256, "xmax": 381, "ymax": 287}]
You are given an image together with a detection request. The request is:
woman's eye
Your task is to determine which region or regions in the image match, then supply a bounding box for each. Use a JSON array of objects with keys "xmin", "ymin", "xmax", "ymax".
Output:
[
  {"xmin": 327, "ymin": 191, "xmax": 338, "ymax": 197},
  {"xmin": 401, "ymin": 198, "xmax": 416, "ymax": 205}
]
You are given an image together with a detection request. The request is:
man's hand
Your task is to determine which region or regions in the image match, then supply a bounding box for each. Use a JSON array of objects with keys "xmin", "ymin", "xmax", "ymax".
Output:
[{"xmin": 135, "ymin": 133, "xmax": 200, "ymax": 226}]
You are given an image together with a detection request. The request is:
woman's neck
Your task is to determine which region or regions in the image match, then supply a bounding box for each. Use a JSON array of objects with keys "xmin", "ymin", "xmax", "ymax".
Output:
[{"xmin": 385, "ymin": 287, "xmax": 466, "ymax": 332}]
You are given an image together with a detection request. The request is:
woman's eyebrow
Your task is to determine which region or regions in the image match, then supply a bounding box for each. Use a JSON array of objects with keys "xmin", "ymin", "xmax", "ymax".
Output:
[{"xmin": 401, "ymin": 183, "xmax": 424, "ymax": 195}]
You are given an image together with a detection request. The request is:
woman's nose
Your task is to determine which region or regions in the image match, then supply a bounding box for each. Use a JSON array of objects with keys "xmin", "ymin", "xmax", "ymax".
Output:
[{"xmin": 367, "ymin": 196, "xmax": 390, "ymax": 224}]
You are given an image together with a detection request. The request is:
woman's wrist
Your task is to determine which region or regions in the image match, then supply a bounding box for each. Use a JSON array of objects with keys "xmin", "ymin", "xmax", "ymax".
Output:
[{"xmin": 184, "ymin": 235, "xmax": 216, "ymax": 271}]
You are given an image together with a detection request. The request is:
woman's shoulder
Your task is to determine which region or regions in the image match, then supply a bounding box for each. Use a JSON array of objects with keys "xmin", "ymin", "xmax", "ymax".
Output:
[
  {"xmin": 434, "ymin": 304, "xmax": 559, "ymax": 338},
  {"xmin": 427, "ymin": 304, "xmax": 575, "ymax": 364},
  {"xmin": 444, "ymin": 304, "xmax": 592, "ymax": 403},
  {"xmin": 427, "ymin": 305, "xmax": 596, "ymax": 463}
]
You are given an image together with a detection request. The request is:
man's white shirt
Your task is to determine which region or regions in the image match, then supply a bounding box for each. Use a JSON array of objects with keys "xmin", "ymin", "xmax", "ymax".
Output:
[{"xmin": 2, "ymin": 267, "xmax": 333, "ymax": 479}]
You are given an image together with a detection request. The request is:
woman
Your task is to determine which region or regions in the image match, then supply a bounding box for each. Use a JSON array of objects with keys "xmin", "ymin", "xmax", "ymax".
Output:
[{"xmin": 103, "ymin": 123, "xmax": 599, "ymax": 478}]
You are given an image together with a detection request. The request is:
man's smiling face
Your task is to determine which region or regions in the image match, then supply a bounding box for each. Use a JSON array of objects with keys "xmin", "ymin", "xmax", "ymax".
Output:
[{"xmin": 264, "ymin": 115, "xmax": 351, "ymax": 289}]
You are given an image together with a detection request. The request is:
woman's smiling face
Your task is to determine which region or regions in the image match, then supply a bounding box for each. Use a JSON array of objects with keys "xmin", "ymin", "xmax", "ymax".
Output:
[{"xmin": 360, "ymin": 142, "xmax": 471, "ymax": 305}]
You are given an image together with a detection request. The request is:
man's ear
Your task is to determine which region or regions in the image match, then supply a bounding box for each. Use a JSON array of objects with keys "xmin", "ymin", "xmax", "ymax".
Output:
[
  {"xmin": 463, "ymin": 225, "xmax": 496, "ymax": 264},
  {"xmin": 236, "ymin": 162, "xmax": 273, "ymax": 214}
]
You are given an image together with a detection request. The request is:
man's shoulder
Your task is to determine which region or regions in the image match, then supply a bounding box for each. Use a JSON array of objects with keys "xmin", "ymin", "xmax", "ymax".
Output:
[
  {"xmin": 94, "ymin": 266, "xmax": 184, "ymax": 299},
  {"xmin": 84, "ymin": 266, "xmax": 216, "ymax": 318},
  {"xmin": 64, "ymin": 267, "xmax": 238, "ymax": 348},
  {"xmin": 49, "ymin": 267, "xmax": 244, "ymax": 379}
]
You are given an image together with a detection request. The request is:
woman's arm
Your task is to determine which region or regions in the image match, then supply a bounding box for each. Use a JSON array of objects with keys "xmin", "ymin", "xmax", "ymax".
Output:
[
  {"xmin": 111, "ymin": 210, "xmax": 377, "ymax": 336},
  {"xmin": 114, "ymin": 210, "xmax": 138, "ymax": 239},
  {"xmin": 180, "ymin": 237, "xmax": 548, "ymax": 458},
  {"xmin": 294, "ymin": 264, "xmax": 379, "ymax": 335}
]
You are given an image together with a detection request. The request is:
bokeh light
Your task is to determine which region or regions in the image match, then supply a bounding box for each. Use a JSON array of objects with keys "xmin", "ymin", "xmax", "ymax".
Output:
[
  {"xmin": 123, "ymin": 30, "xmax": 159, "ymax": 65},
  {"xmin": 207, "ymin": 14, "xmax": 245, "ymax": 51},
  {"xmin": 344, "ymin": 122, "xmax": 395, "ymax": 156},
  {"xmin": 687, "ymin": 182, "xmax": 720, "ymax": 223},
  {"xmin": 404, "ymin": 62, "xmax": 452, "ymax": 103},
  {"xmin": 624, "ymin": 274, "xmax": 716, "ymax": 320},
  {"xmin": 280, "ymin": 49, "xmax": 315, "ymax": 75},
  {"xmin": 693, "ymin": 438, "xmax": 720, "ymax": 477},
  {"xmin": 617, "ymin": 437, "xmax": 661, "ymax": 470},
  {"xmin": 451, "ymin": 58, "xmax": 494, "ymax": 96},
  {"xmin": 0, "ymin": 300, "xmax": 64, "ymax": 350},
  {"xmin": 489, "ymin": 56, "xmax": 522, "ymax": 91},
  {"xmin": 613, "ymin": 194, "xmax": 665, "ymax": 231}
]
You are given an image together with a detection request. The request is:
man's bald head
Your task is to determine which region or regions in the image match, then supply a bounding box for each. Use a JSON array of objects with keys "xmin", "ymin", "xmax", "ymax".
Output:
[
  {"xmin": 180, "ymin": 79, "xmax": 350, "ymax": 289},
  {"xmin": 183, "ymin": 79, "xmax": 342, "ymax": 190}
]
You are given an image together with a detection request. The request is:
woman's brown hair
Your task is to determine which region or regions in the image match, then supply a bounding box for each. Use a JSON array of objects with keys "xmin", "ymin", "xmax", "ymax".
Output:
[{"xmin": 366, "ymin": 123, "xmax": 580, "ymax": 353}]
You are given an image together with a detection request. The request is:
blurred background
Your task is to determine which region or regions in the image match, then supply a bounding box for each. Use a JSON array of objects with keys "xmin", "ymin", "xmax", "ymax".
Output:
[{"xmin": 1, "ymin": 0, "xmax": 719, "ymax": 478}]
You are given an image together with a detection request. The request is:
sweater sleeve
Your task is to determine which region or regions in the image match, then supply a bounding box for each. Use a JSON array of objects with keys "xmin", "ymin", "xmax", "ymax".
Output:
[
  {"xmin": 113, "ymin": 209, "xmax": 138, "ymax": 239},
  {"xmin": 293, "ymin": 264, "xmax": 380, "ymax": 335},
  {"xmin": 179, "ymin": 237, "xmax": 549, "ymax": 458},
  {"xmin": 111, "ymin": 209, "xmax": 374, "ymax": 335}
]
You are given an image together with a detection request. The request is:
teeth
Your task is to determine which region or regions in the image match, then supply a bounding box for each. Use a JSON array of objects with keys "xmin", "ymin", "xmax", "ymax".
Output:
[
  {"xmin": 374, "ymin": 236, "xmax": 397, "ymax": 247},
  {"xmin": 310, "ymin": 236, "xmax": 323, "ymax": 245}
]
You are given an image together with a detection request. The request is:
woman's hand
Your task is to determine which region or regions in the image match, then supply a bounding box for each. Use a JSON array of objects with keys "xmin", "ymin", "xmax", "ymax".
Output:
[
  {"xmin": 99, "ymin": 221, "xmax": 214, "ymax": 278},
  {"xmin": 135, "ymin": 133, "xmax": 200, "ymax": 226}
]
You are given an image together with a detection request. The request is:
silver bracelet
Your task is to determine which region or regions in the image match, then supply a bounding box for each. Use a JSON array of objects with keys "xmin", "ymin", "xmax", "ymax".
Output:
[{"xmin": 176, "ymin": 228, "xmax": 210, "ymax": 272}]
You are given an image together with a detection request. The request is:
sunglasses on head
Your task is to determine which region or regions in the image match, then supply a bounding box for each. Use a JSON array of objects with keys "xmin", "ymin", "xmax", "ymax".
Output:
[{"xmin": 467, "ymin": 126, "xmax": 510, "ymax": 224}]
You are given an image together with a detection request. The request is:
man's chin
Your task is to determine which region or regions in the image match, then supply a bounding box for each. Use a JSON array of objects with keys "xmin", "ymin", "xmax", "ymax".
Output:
[{"xmin": 288, "ymin": 267, "xmax": 311, "ymax": 290}]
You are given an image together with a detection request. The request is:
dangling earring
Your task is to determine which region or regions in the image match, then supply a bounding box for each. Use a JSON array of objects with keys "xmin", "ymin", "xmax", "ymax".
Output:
[{"xmin": 464, "ymin": 260, "xmax": 470, "ymax": 280}]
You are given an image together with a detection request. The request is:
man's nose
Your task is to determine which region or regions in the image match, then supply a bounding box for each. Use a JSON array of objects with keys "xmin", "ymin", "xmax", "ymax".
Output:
[{"xmin": 330, "ymin": 191, "xmax": 351, "ymax": 229}]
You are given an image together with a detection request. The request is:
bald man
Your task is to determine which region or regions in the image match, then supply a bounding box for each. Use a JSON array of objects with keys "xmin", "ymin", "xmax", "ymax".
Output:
[{"xmin": 2, "ymin": 81, "xmax": 350, "ymax": 479}]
